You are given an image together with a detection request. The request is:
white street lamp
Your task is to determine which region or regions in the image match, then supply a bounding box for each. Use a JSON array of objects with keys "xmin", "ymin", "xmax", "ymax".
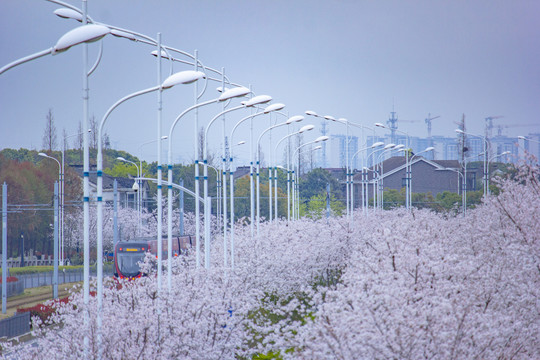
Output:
[
  {"xmin": 456, "ymin": 129, "xmax": 489, "ymax": 196},
  {"xmin": 405, "ymin": 147, "xmax": 435, "ymax": 207},
  {"xmin": 96, "ymin": 70, "xmax": 203, "ymax": 331},
  {"xmin": 116, "ymin": 157, "xmax": 140, "ymax": 233},
  {"xmin": 486, "ymin": 151, "xmax": 511, "ymax": 195},
  {"xmin": 292, "ymin": 135, "xmax": 329, "ymax": 219},
  {"xmin": 350, "ymin": 142, "xmax": 384, "ymax": 216},
  {"xmin": 227, "ymin": 106, "xmax": 278, "ymax": 267},
  {"xmin": 272, "ymin": 116, "xmax": 305, "ymax": 222},
  {"xmin": 0, "ymin": 24, "xmax": 110, "ymax": 75},
  {"xmin": 167, "ymin": 86, "xmax": 251, "ymax": 269},
  {"xmin": 376, "ymin": 122, "xmax": 412, "ymax": 209},
  {"xmin": 256, "ymin": 112, "xmax": 310, "ymax": 233}
]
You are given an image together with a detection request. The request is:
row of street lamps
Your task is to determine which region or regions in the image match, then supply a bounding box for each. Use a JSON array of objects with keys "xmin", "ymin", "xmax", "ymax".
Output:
[{"xmin": 2, "ymin": 1, "xmax": 528, "ymax": 356}]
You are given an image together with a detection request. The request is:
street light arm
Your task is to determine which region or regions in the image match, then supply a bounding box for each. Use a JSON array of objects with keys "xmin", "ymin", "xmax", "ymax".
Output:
[
  {"xmin": 0, "ymin": 48, "xmax": 53, "ymax": 75},
  {"xmin": 168, "ymin": 98, "xmax": 219, "ymax": 164}
]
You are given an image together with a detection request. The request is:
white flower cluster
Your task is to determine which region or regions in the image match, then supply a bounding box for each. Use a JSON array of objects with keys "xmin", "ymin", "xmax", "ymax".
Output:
[{"xmin": 8, "ymin": 164, "xmax": 539, "ymax": 359}]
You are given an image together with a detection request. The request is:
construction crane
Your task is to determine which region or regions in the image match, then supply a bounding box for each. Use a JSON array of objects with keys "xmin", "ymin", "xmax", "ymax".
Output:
[
  {"xmin": 425, "ymin": 113, "xmax": 441, "ymax": 139},
  {"xmin": 497, "ymin": 123, "xmax": 539, "ymax": 136},
  {"xmin": 386, "ymin": 110, "xmax": 420, "ymax": 144},
  {"xmin": 386, "ymin": 110, "xmax": 398, "ymax": 144},
  {"xmin": 484, "ymin": 116, "xmax": 504, "ymax": 139}
]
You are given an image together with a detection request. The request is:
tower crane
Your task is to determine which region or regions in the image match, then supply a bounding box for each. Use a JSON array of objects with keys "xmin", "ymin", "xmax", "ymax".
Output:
[
  {"xmin": 484, "ymin": 116, "xmax": 504, "ymax": 139},
  {"xmin": 497, "ymin": 123, "xmax": 539, "ymax": 136},
  {"xmin": 425, "ymin": 113, "xmax": 441, "ymax": 139}
]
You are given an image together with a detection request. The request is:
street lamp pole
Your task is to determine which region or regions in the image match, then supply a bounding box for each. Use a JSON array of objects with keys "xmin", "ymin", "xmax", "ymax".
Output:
[
  {"xmin": 272, "ymin": 117, "xmax": 306, "ymax": 221},
  {"xmin": 376, "ymin": 123, "xmax": 411, "ymax": 209},
  {"xmin": 350, "ymin": 142, "xmax": 384, "ymax": 216},
  {"xmin": 486, "ymin": 151, "xmax": 511, "ymax": 195},
  {"xmin": 96, "ymin": 71, "xmax": 204, "ymax": 343},
  {"xmin": 167, "ymin": 86, "xmax": 250, "ymax": 269},
  {"xmin": 291, "ymin": 135, "xmax": 329, "ymax": 219},
  {"xmin": 456, "ymin": 129, "xmax": 489, "ymax": 196},
  {"xmin": 404, "ymin": 147, "xmax": 434, "ymax": 207},
  {"xmin": 116, "ymin": 157, "xmax": 140, "ymax": 234},
  {"xmin": 203, "ymin": 97, "xmax": 274, "ymax": 267}
]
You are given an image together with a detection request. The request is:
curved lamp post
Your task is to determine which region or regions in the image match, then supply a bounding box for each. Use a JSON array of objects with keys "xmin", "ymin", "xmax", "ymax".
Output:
[
  {"xmin": 227, "ymin": 105, "xmax": 282, "ymax": 268},
  {"xmin": 305, "ymin": 111, "xmax": 370, "ymax": 220},
  {"xmin": 272, "ymin": 116, "xmax": 305, "ymax": 221},
  {"xmin": 166, "ymin": 86, "xmax": 251, "ymax": 269},
  {"xmin": 366, "ymin": 145, "xmax": 391, "ymax": 210},
  {"xmin": 291, "ymin": 135, "xmax": 329, "ymax": 219},
  {"xmin": 201, "ymin": 95, "xmax": 273, "ymax": 268},
  {"xmin": 37, "ymin": 152, "xmax": 61, "ymax": 299},
  {"xmin": 486, "ymin": 150, "xmax": 511, "ymax": 195},
  {"xmin": 0, "ymin": 24, "xmax": 110, "ymax": 75},
  {"xmin": 96, "ymin": 70, "xmax": 204, "ymax": 331},
  {"xmin": 116, "ymin": 156, "xmax": 140, "ymax": 234},
  {"xmin": 456, "ymin": 129, "xmax": 489, "ymax": 196},
  {"xmin": 405, "ymin": 147, "xmax": 435, "ymax": 207},
  {"xmin": 376, "ymin": 122, "xmax": 411, "ymax": 209},
  {"xmin": 375, "ymin": 144, "xmax": 401, "ymax": 209},
  {"xmin": 255, "ymin": 111, "xmax": 308, "ymax": 232},
  {"xmin": 350, "ymin": 142, "xmax": 384, "ymax": 216}
]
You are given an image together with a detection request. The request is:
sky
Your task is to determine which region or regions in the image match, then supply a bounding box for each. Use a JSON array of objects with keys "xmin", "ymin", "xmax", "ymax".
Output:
[{"xmin": 1, "ymin": 0, "xmax": 539, "ymax": 165}]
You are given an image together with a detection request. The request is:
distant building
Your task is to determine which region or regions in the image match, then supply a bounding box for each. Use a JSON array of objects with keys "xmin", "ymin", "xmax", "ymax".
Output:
[
  {"xmin": 73, "ymin": 165, "xmax": 149, "ymax": 209},
  {"xmin": 326, "ymin": 135, "xmax": 359, "ymax": 169},
  {"xmin": 352, "ymin": 156, "xmax": 480, "ymax": 207}
]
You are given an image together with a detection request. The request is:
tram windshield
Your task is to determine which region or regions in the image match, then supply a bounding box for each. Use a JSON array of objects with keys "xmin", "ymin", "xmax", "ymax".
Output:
[{"xmin": 117, "ymin": 252, "xmax": 145, "ymax": 276}]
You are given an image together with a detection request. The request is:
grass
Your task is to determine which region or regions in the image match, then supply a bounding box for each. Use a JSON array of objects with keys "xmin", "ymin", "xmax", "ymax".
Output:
[
  {"xmin": 1, "ymin": 262, "xmax": 114, "ymax": 276},
  {"xmin": 0, "ymin": 282, "xmax": 82, "ymax": 320}
]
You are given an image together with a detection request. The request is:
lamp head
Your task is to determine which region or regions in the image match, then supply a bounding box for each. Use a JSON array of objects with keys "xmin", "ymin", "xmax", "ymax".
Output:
[
  {"xmin": 394, "ymin": 144, "xmax": 405, "ymax": 150},
  {"xmin": 53, "ymin": 24, "xmax": 110, "ymax": 54},
  {"xmin": 313, "ymin": 145, "xmax": 323, "ymax": 151},
  {"xmin": 518, "ymin": 135, "xmax": 526, "ymax": 140},
  {"xmin": 219, "ymin": 87, "xmax": 250, "ymax": 101},
  {"xmin": 286, "ymin": 115, "xmax": 304, "ymax": 124},
  {"xmin": 150, "ymin": 50, "xmax": 171, "ymax": 59},
  {"xmin": 384, "ymin": 143, "xmax": 395, "ymax": 149},
  {"xmin": 111, "ymin": 29, "xmax": 137, "ymax": 41},
  {"xmin": 38, "ymin": 152, "xmax": 47, "ymax": 157},
  {"xmin": 299, "ymin": 124, "xmax": 315, "ymax": 133},
  {"xmin": 374, "ymin": 122, "xmax": 386, "ymax": 128},
  {"xmin": 161, "ymin": 70, "xmax": 205, "ymax": 88},
  {"xmin": 305, "ymin": 110, "xmax": 318, "ymax": 116},
  {"xmin": 243, "ymin": 95, "xmax": 272, "ymax": 107},
  {"xmin": 324, "ymin": 115, "xmax": 337, "ymax": 121},
  {"xmin": 455, "ymin": 129, "xmax": 464, "ymax": 134},
  {"xmin": 315, "ymin": 135, "xmax": 330, "ymax": 143},
  {"xmin": 425, "ymin": 147, "xmax": 435, "ymax": 152},
  {"xmin": 54, "ymin": 8, "xmax": 83, "ymax": 22},
  {"xmin": 371, "ymin": 142, "xmax": 384, "ymax": 148},
  {"xmin": 117, "ymin": 157, "xmax": 126, "ymax": 161},
  {"xmin": 237, "ymin": 140, "xmax": 246, "ymax": 146},
  {"xmin": 263, "ymin": 103, "xmax": 285, "ymax": 113}
]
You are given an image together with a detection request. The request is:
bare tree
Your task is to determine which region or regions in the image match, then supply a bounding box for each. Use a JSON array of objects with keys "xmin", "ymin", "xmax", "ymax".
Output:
[
  {"xmin": 76, "ymin": 121, "xmax": 84, "ymax": 150},
  {"xmin": 42, "ymin": 108, "xmax": 58, "ymax": 152},
  {"xmin": 198, "ymin": 126, "xmax": 216, "ymax": 166},
  {"xmin": 89, "ymin": 115, "xmax": 98, "ymax": 149}
]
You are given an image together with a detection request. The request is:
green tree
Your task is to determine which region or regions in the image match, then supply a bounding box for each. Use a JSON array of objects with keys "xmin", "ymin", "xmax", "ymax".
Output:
[
  {"xmin": 299, "ymin": 168, "xmax": 345, "ymax": 205},
  {"xmin": 299, "ymin": 193, "xmax": 345, "ymax": 219}
]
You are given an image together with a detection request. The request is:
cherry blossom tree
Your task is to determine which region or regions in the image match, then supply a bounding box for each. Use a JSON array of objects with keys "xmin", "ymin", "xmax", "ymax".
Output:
[{"xmin": 7, "ymin": 163, "xmax": 539, "ymax": 359}]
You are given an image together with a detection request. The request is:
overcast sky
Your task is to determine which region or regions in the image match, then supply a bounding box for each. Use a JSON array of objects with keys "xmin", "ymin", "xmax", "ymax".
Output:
[{"xmin": 1, "ymin": 0, "xmax": 539, "ymax": 165}]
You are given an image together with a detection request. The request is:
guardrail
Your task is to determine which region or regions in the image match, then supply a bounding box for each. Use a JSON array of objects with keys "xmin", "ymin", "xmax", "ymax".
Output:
[
  {"xmin": 0, "ymin": 311, "xmax": 30, "ymax": 339},
  {"xmin": 16, "ymin": 265, "xmax": 114, "ymax": 289}
]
